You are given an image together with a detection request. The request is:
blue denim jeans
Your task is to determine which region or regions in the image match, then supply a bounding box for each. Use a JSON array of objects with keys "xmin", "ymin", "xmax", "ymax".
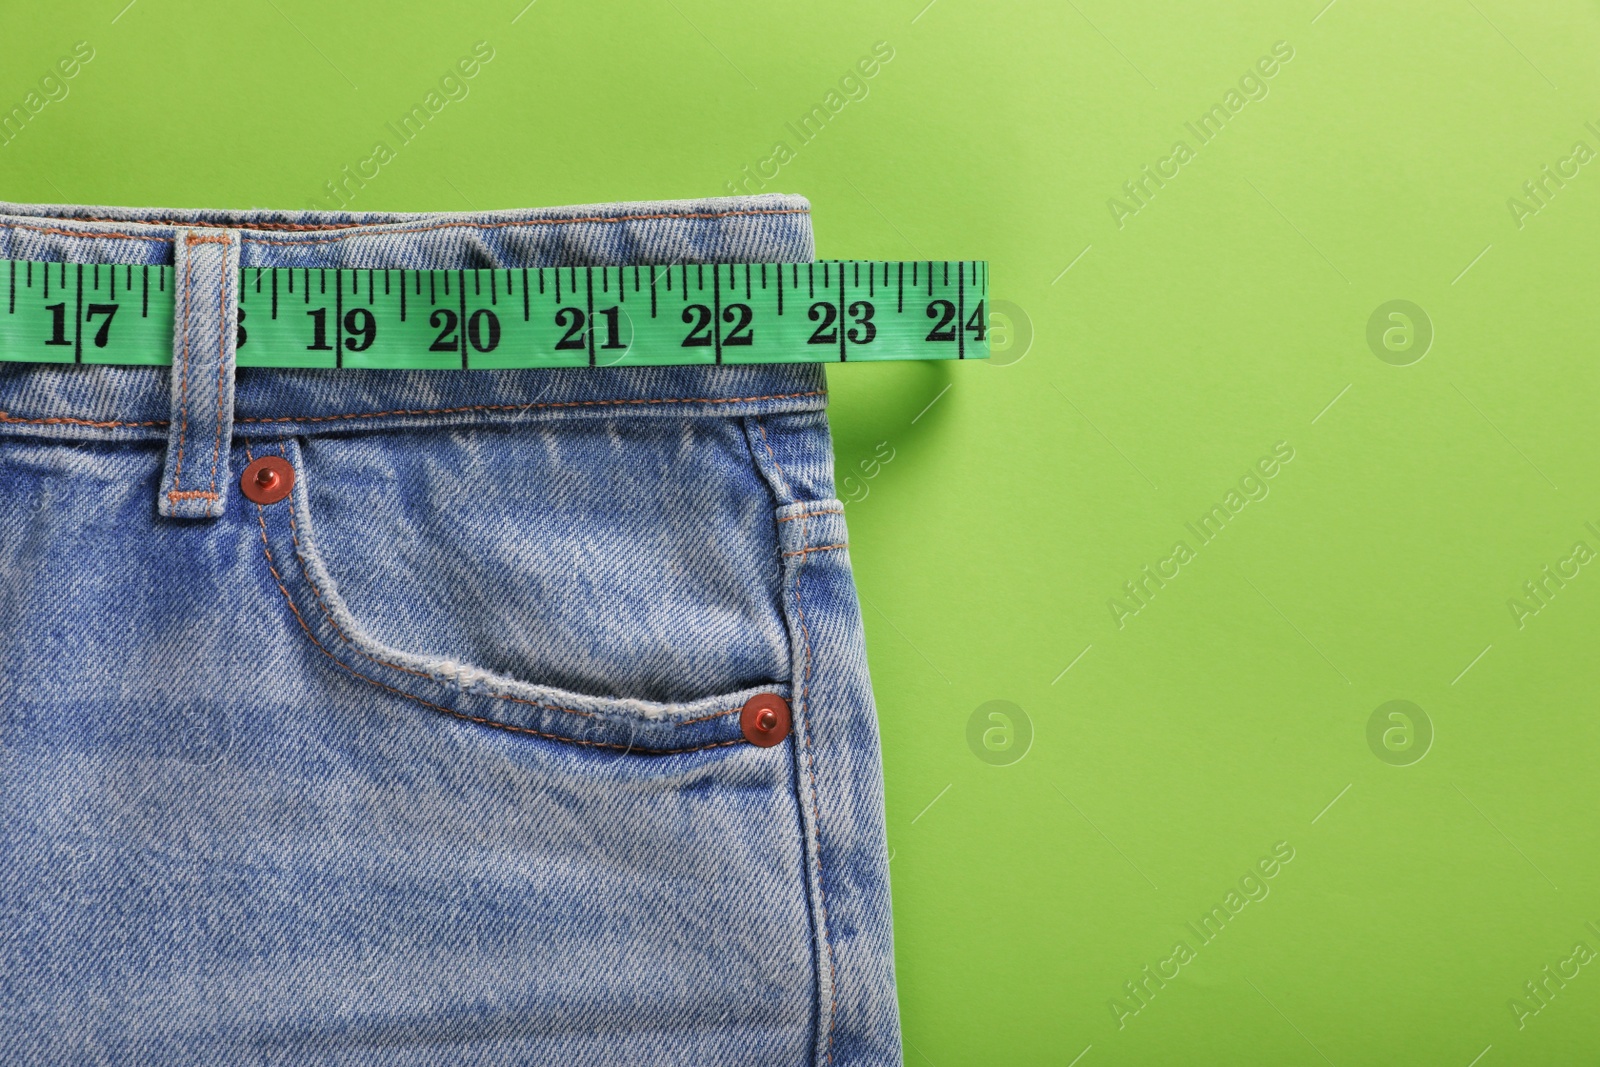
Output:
[{"xmin": 0, "ymin": 194, "xmax": 901, "ymax": 1065}]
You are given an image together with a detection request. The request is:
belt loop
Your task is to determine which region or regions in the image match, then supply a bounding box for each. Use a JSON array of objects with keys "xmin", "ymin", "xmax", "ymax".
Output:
[{"xmin": 158, "ymin": 228, "xmax": 240, "ymax": 520}]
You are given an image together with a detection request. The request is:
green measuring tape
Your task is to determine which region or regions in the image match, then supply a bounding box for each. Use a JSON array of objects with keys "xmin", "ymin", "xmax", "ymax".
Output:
[{"xmin": 0, "ymin": 259, "xmax": 988, "ymax": 369}]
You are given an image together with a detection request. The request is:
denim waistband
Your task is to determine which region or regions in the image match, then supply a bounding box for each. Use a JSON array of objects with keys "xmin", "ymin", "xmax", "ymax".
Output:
[{"xmin": 0, "ymin": 193, "xmax": 826, "ymax": 443}]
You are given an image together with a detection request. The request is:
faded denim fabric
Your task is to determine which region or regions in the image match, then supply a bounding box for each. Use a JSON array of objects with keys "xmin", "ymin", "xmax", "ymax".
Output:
[{"xmin": 0, "ymin": 194, "xmax": 901, "ymax": 1065}]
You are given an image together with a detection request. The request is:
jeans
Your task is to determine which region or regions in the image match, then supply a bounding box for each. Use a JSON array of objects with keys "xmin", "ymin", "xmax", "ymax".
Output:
[{"xmin": 0, "ymin": 194, "xmax": 901, "ymax": 1065}]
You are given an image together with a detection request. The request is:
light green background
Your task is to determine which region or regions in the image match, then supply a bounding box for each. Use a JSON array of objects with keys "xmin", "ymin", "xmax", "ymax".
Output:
[{"xmin": 5, "ymin": 2, "xmax": 1599, "ymax": 1063}]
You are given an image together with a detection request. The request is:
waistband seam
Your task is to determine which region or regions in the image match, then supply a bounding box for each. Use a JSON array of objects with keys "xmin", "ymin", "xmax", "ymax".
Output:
[
  {"xmin": 1, "ymin": 207, "xmax": 810, "ymax": 247},
  {"xmin": 234, "ymin": 390, "xmax": 829, "ymax": 424},
  {"xmin": 0, "ymin": 389, "xmax": 829, "ymax": 432}
]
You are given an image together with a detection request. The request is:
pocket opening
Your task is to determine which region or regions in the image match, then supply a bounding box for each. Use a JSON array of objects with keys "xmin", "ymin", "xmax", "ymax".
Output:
[{"xmin": 244, "ymin": 431, "xmax": 792, "ymax": 754}]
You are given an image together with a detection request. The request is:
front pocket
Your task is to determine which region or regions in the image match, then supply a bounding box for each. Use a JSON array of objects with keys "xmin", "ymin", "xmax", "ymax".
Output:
[{"xmin": 243, "ymin": 422, "xmax": 791, "ymax": 753}]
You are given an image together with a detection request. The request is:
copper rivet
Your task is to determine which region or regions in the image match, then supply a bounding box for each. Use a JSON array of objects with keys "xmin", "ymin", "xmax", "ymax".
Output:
[
  {"xmin": 740, "ymin": 693, "xmax": 791, "ymax": 748},
  {"xmin": 240, "ymin": 456, "xmax": 294, "ymax": 506}
]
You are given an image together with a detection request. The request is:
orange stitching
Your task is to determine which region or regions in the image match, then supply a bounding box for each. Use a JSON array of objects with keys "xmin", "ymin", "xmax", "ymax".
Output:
[
  {"xmin": 249, "ymin": 491, "xmax": 745, "ymax": 755},
  {"xmin": 783, "ymin": 543, "xmax": 847, "ymax": 558},
  {"xmin": 207, "ymin": 245, "xmax": 232, "ymax": 498},
  {"xmin": 13, "ymin": 206, "xmax": 807, "ymax": 241},
  {"xmin": 0, "ymin": 222, "xmax": 170, "ymax": 242},
  {"xmin": 755, "ymin": 418, "xmax": 794, "ymax": 499},
  {"xmin": 0, "ymin": 410, "xmax": 169, "ymax": 428},
  {"xmin": 165, "ymin": 490, "xmax": 218, "ymax": 500},
  {"xmin": 793, "ymin": 515, "xmax": 838, "ymax": 1064},
  {"xmin": 234, "ymin": 390, "xmax": 827, "ymax": 425},
  {"xmin": 182, "ymin": 233, "xmax": 231, "ymax": 244},
  {"xmin": 171, "ymin": 244, "xmax": 195, "ymax": 492},
  {"xmin": 777, "ymin": 507, "xmax": 843, "ymax": 524}
]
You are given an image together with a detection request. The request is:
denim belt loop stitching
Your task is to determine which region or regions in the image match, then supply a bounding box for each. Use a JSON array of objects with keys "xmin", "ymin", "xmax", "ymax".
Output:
[{"xmin": 158, "ymin": 228, "xmax": 241, "ymax": 520}]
